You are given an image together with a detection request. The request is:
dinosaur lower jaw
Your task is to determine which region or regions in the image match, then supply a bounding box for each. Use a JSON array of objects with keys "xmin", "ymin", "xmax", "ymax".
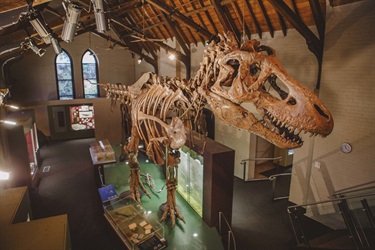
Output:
[{"xmin": 202, "ymin": 89, "xmax": 302, "ymax": 149}]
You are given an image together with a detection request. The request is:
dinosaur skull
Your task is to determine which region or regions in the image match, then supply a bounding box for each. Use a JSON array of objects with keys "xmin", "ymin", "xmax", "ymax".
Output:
[{"xmin": 200, "ymin": 35, "xmax": 333, "ymax": 149}]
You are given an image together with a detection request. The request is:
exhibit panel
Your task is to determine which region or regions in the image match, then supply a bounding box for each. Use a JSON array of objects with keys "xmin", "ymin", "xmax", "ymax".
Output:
[{"xmin": 48, "ymin": 104, "xmax": 95, "ymax": 140}]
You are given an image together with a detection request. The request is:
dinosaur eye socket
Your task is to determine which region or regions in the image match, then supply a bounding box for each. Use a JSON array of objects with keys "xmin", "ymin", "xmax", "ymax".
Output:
[
  {"xmin": 262, "ymin": 74, "xmax": 290, "ymax": 101},
  {"xmin": 250, "ymin": 63, "xmax": 260, "ymax": 76}
]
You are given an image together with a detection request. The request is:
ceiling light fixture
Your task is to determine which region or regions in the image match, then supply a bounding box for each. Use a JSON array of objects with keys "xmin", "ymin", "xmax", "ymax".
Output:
[
  {"xmin": 27, "ymin": 8, "xmax": 62, "ymax": 54},
  {"xmin": 0, "ymin": 171, "xmax": 10, "ymax": 180},
  {"xmin": 0, "ymin": 89, "xmax": 20, "ymax": 111},
  {"xmin": 137, "ymin": 57, "xmax": 143, "ymax": 64},
  {"xmin": 61, "ymin": 1, "xmax": 82, "ymax": 43},
  {"xmin": 91, "ymin": 0, "xmax": 108, "ymax": 33},
  {"xmin": 0, "ymin": 120, "xmax": 17, "ymax": 126},
  {"xmin": 168, "ymin": 53, "xmax": 175, "ymax": 61},
  {"xmin": 20, "ymin": 37, "xmax": 46, "ymax": 57}
]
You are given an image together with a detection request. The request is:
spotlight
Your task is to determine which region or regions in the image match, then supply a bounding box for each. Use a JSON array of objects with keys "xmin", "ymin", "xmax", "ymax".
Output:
[
  {"xmin": 61, "ymin": 1, "xmax": 82, "ymax": 43},
  {"xmin": 27, "ymin": 9, "xmax": 62, "ymax": 54},
  {"xmin": 91, "ymin": 0, "xmax": 108, "ymax": 33},
  {"xmin": 4, "ymin": 104, "xmax": 19, "ymax": 110},
  {"xmin": 27, "ymin": 10, "xmax": 52, "ymax": 44},
  {"xmin": 168, "ymin": 53, "xmax": 175, "ymax": 61},
  {"xmin": 137, "ymin": 57, "xmax": 143, "ymax": 64},
  {"xmin": 0, "ymin": 171, "xmax": 10, "ymax": 180},
  {"xmin": 0, "ymin": 120, "xmax": 17, "ymax": 126},
  {"xmin": 51, "ymin": 36, "xmax": 62, "ymax": 54},
  {"xmin": 20, "ymin": 38, "xmax": 46, "ymax": 57}
]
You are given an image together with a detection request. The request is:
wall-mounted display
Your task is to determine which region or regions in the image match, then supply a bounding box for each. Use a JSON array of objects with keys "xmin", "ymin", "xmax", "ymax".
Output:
[
  {"xmin": 69, "ymin": 105, "xmax": 95, "ymax": 131},
  {"xmin": 177, "ymin": 145, "xmax": 204, "ymax": 217}
]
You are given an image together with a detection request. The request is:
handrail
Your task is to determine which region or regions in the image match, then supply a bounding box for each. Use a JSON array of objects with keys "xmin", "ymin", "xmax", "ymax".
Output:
[
  {"xmin": 333, "ymin": 180, "xmax": 375, "ymax": 194},
  {"xmin": 240, "ymin": 156, "xmax": 282, "ymax": 164},
  {"xmin": 240, "ymin": 157, "xmax": 282, "ymax": 181},
  {"xmin": 288, "ymin": 192, "xmax": 375, "ymax": 211},
  {"xmin": 268, "ymin": 172, "xmax": 292, "ymax": 180},
  {"xmin": 269, "ymin": 173, "xmax": 292, "ymax": 201},
  {"xmin": 288, "ymin": 191, "xmax": 375, "ymax": 248},
  {"xmin": 218, "ymin": 212, "xmax": 237, "ymax": 250},
  {"xmin": 332, "ymin": 181, "xmax": 375, "ymax": 198}
]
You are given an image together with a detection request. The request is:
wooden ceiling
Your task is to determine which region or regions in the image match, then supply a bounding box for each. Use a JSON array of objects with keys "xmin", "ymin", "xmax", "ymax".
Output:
[{"xmin": 0, "ymin": 0, "xmax": 360, "ymax": 74}]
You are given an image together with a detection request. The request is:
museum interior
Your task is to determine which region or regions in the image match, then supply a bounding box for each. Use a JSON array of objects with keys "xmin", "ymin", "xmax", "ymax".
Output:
[{"xmin": 0, "ymin": 0, "xmax": 374, "ymax": 250}]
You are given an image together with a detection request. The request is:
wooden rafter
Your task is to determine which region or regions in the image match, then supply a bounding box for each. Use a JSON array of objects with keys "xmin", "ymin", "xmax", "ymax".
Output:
[{"xmin": 257, "ymin": 0, "xmax": 274, "ymax": 38}]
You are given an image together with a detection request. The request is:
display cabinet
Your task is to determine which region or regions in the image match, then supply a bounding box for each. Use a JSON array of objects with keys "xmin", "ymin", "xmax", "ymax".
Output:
[
  {"xmin": 178, "ymin": 145, "xmax": 204, "ymax": 217},
  {"xmin": 103, "ymin": 196, "xmax": 166, "ymax": 250},
  {"xmin": 89, "ymin": 139, "xmax": 116, "ymax": 187}
]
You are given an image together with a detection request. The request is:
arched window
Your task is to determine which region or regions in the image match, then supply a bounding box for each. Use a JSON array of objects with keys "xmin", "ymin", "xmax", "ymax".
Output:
[
  {"xmin": 82, "ymin": 50, "xmax": 99, "ymax": 98},
  {"xmin": 55, "ymin": 50, "xmax": 74, "ymax": 100}
]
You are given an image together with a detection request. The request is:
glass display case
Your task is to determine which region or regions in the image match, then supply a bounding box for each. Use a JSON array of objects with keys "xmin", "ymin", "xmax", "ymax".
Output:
[
  {"xmin": 89, "ymin": 139, "xmax": 115, "ymax": 165},
  {"xmin": 177, "ymin": 145, "xmax": 204, "ymax": 217},
  {"xmin": 104, "ymin": 196, "xmax": 166, "ymax": 250}
]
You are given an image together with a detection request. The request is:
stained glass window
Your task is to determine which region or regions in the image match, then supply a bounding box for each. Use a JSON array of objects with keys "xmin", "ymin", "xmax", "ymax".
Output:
[
  {"xmin": 82, "ymin": 50, "xmax": 99, "ymax": 98},
  {"xmin": 55, "ymin": 50, "xmax": 74, "ymax": 100}
]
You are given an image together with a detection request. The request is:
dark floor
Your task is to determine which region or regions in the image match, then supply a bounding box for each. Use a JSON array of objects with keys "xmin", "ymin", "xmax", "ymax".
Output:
[{"xmin": 29, "ymin": 138, "xmax": 320, "ymax": 250}]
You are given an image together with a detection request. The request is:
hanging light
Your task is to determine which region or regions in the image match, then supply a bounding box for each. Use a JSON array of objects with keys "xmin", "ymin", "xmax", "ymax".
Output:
[
  {"xmin": 20, "ymin": 38, "xmax": 46, "ymax": 57},
  {"xmin": 61, "ymin": 1, "xmax": 82, "ymax": 43},
  {"xmin": 27, "ymin": 9, "xmax": 62, "ymax": 54},
  {"xmin": 0, "ymin": 89, "xmax": 20, "ymax": 111},
  {"xmin": 91, "ymin": 0, "xmax": 108, "ymax": 33},
  {"xmin": 137, "ymin": 57, "xmax": 143, "ymax": 64}
]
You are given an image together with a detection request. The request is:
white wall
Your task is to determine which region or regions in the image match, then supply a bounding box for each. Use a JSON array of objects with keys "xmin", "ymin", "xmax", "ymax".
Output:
[{"xmin": 290, "ymin": 0, "xmax": 375, "ymax": 206}]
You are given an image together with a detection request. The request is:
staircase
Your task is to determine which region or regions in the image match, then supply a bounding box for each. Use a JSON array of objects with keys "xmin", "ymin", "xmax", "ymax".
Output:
[{"xmin": 288, "ymin": 182, "xmax": 375, "ymax": 249}]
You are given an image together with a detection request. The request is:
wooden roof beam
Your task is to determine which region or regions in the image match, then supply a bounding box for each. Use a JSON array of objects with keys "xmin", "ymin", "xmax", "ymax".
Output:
[
  {"xmin": 244, "ymin": 0, "xmax": 262, "ymax": 39},
  {"xmin": 257, "ymin": 0, "xmax": 274, "ymax": 38},
  {"xmin": 210, "ymin": 0, "xmax": 240, "ymax": 41},
  {"xmin": 111, "ymin": 24, "xmax": 158, "ymax": 72},
  {"xmin": 232, "ymin": 1, "xmax": 251, "ymax": 40},
  {"xmin": 267, "ymin": 0, "xmax": 322, "ymax": 60},
  {"xmin": 309, "ymin": 0, "xmax": 325, "ymax": 40},
  {"xmin": 146, "ymin": 0, "xmax": 214, "ymax": 40},
  {"xmin": 161, "ymin": 12, "xmax": 190, "ymax": 55},
  {"xmin": 197, "ymin": 0, "xmax": 219, "ymax": 35},
  {"xmin": 110, "ymin": 14, "xmax": 189, "ymax": 63}
]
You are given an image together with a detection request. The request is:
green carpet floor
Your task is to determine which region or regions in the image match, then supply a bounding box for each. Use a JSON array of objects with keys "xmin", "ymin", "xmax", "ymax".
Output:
[{"xmin": 103, "ymin": 144, "xmax": 223, "ymax": 250}]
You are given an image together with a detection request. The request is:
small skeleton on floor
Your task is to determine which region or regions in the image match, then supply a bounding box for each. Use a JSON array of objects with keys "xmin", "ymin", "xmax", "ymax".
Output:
[{"xmin": 160, "ymin": 150, "xmax": 185, "ymax": 227}]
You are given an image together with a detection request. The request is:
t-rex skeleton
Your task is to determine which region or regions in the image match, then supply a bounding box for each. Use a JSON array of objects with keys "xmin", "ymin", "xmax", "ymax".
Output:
[{"xmin": 100, "ymin": 32, "xmax": 334, "ymax": 227}]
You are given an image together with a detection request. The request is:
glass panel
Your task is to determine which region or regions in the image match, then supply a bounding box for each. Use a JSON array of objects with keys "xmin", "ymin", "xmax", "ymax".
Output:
[
  {"xmin": 56, "ymin": 50, "xmax": 74, "ymax": 100},
  {"xmin": 58, "ymin": 80, "xmax": 74, "ymax": 100},
  {"xmin": 177, "ymin": 145, "xmax": 203, "ymax": 217},
  {"xmin": 82, "ymin": 50, "xmax": 98, "ymax": 98},
  {"xmin": 288, "ymin": 193, "xmax": 375, "ymax": 248},
  {"xmin": 56, "ymin": 51, "xmax": 70, "ymax": 63},
  {"xmin": 82, "ymin": 51, "xmax": 96, "ymax": 63},
  {"xmin": 57, "ymin": 64, "xmax": 72, "ymax": 80},
  {"xmin": 82, "ymin": 63, "xmax": 97, "ymax": 80}
]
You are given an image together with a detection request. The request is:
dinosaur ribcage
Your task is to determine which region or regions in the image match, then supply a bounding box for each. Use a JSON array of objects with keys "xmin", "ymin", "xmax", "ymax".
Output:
[{"xmin": 131, "ymin": 83, "xmax": 191, "ymax": 165}]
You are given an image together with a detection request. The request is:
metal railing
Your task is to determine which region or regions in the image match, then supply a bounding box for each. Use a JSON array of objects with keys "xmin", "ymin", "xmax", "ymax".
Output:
[
  {"xmin": 240, "ymin": 156, "xmax": 282, "ymax": 181},
  {"xmin": 219, "ymin": 212, "xmax": 237, "ymax": 250},
  {"xmin": 288, "ymin": 192, "xmax": 375, "ymax": 249},
  {"xmin": 332, "ymin": 181, "xmax": 375, "ymax": 198},
  {"xmin": 269, "ymin": 173, "xmax": 292, "ymax": 201}
]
